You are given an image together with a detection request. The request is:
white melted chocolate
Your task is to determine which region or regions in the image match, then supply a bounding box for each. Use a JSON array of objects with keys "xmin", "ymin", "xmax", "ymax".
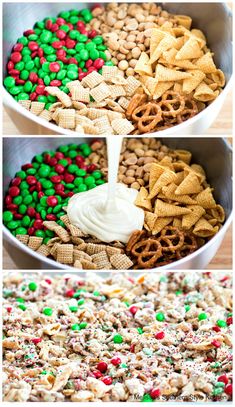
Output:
[
  {"xmin": 67, "ymin": 183, "xmax": 144, "ymax": 243},
  {"xmin": 67, "ymin": 137, "xmax": 144, "ymax": 243}
]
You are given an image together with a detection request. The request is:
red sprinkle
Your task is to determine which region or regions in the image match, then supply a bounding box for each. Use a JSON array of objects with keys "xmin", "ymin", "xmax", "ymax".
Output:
[
  {"xmin": 155, "ymin": 331, "xmax": 165, "ymax": 340},
  {"xmin": 97, "ymin": 361, "xmax": 107, "ymax": 373},
  {"xmin": 66, "ymin": 289, "xmax": 75, "ymax": 298},
  {"xmin": 130, "ymin": 344, "xmax": 135, "ymax": 353},
  {"xmin": 6, "ymin": 307, "xmax": 12, "ymax": 313},
  {"xmin": 32, "ymin": 338, "xmax": 42, "ymax": 344},
  {"xmin": 129, "ymin": 305, "xmax": 138, "ymax": 315},
  {"xmin": 212, "ymin": 326, "xmax": 221, "ymax": 332},
  {"xmin": 102, "ymin": 376, "xmax": 112, "ymax": 385},
  {"xmin": 45, "ymin": 279, "xmax": 52, "ymax": 285},
  {"xmin": 111, "ymin": 357, "xmax": 121, "ymax": 366},
  {"xmin": 206, "ymin": 357, "xmax": 214, "ymax": 363},
  {"xmin": 150, "ymin": 389, "xmax": 161, "ymax": 399},
  {"xmin": 217, "ymin": 375, "xmax": 229, "ymax": 385},
  {"xmin": 93, "ymin": 370, "xmax": 103, "ymax": 379},
  {"xmin": 224, "ymin": 384, "xmax": 232, "ymax": 396},
  {"xmin": 211, "ymin": 340, "xmax": 221, "ymax": 348},
  {"xmin": 227, "ymin": 316, "xmax": 233, "ymax": 325}
]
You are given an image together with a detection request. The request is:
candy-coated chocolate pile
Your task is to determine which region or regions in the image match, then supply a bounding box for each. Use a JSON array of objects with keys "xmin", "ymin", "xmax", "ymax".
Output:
[{"xmin": 3, "ymin": 141, "xmax": 106, "ymax": 243}]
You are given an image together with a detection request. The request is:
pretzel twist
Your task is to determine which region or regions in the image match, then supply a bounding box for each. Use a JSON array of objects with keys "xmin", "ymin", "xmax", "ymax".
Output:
[{"xmin": 131, "ymin": 102, "xmax": 162, "ymax": 133}]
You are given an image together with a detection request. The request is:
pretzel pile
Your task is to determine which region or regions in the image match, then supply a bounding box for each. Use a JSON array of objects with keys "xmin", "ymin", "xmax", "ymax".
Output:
[
  {"xmin": 127, "ymin": 90, "xmax": 199, "ymax": 133},
  {"xmin": 126, "ymin": 227, "xmax": 198, "ymax": 269}
]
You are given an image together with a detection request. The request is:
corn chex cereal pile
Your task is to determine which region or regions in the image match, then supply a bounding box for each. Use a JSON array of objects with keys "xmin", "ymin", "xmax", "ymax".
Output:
[
  {"xmin": 17, "ymin": 215, "xmax": 133, "ymax": 270},
  {"xmin": 20, "ymin": 66, "xmax": 141, "ymax": 134}
]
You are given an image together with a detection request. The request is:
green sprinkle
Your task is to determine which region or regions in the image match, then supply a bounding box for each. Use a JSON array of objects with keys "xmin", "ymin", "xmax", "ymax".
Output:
[
  {"xmin": 137, "ymin": 327, "xmax": 143, "ymax": 334},
  {"xmin": 28, "ymin": 282, "xmax": 37, "ymax": 291},
  {"xmin": 71, "ymin": 324, "xmax": 80, "ymax": 331},
  {"xmin": 156, "ymin": 312, "xmax": 165, "ymax": 322},
  {"xmin": 113, "ymin": 334, "xmax": 123, "ymax": 344},
  {"xmin": 77, "ymin": 298, "xmax": 85, "ymax": 306},
  {"xmin": 198, "ymin": 312, "xmax": 208, "ymax": 321},
  {"xmin": 18, "ymin": 304, "xmax": 27, "ymax": 311},
  {"xmin": 211, "ymin": 362, "xmax": 221, "ymax": 368},
  {"xmin": 175, "ymin": 290, "xmax": 183, "ymax": 296},
  {"xmin": 3, "ymin": 289, "xmax": 12, "ymax": 298},
  {"xmin": 69, "ymin": 306, "xmax": 78, "ymax": 312},
  {"xmin": 212, "ymin": 387, "xmax": 224, "ymax": 396},
  {"xmin": 185, "ymin": 305, "xmax": 190, "ymax": 312},
  {"xmin": 216, "ymin": 320, "xmax": 227, "ymax": 328},
  {"xmin": 73, "ymin": 289, "xmax": 86, "ymax": 298},
  {"xmin": 16, "ymin": 297, "xmax": 25, "ymax": 303},
  {"xmin": 215, "ymin": 382, "xmax": 225, "ymax": 388},
  {"xmin": 143, "ymin": 348, "xmax": 152, "ymax": 356},
  {"xmin": 24, "ymin": 353, "xmax": 35, "ymax": 359},
  {"xmin": 79, "ymin": 322, "xmax": 87, "ymax": 329},
  {"xmin": 43, "ymin": 307, "xmax": 53, "ymax": 316},
  {"xmin": 141, "ymin": 394, "xmax": 153, "ymax": 402},
  {"xmin": 93, "ymin": 291, "xmax": 100, "ymax": 296}
]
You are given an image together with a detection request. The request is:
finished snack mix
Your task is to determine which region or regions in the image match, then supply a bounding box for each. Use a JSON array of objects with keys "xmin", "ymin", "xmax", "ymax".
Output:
[{"xmin": 2, "ymin": 272, "xmax": 233, "ymax": 402}]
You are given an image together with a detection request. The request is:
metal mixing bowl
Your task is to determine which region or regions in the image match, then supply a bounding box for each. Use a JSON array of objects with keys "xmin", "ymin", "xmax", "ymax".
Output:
[
  {"xmin": 3, "ymin": 2, "xmax": 233, "ymax": 136},
  {"xmin": 3, "ymin": 137, "xmax": 232, "ymax": 270}
]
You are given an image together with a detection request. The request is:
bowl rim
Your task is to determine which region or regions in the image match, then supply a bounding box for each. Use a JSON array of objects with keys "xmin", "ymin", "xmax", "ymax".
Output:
[
  {"xmin": 3, "ymin": 210, "xmax": 233, "ymax": 271},
  {"xmin": 3, "ymin": 134, "xmax": 233, "ymax": 271},
  {"xmin": 3, "ymin": 75, "xmax": 233, "ymax": 137},
  {"xmin": 2, "ymin": 0, "xmax": 233, "ymax": 137}
]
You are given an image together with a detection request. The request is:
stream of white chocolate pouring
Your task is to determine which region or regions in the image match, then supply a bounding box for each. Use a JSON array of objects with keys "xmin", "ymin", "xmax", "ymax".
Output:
[{"xmin": 67, "ymin": 137, "xmax": 144, "ymax": 243}]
